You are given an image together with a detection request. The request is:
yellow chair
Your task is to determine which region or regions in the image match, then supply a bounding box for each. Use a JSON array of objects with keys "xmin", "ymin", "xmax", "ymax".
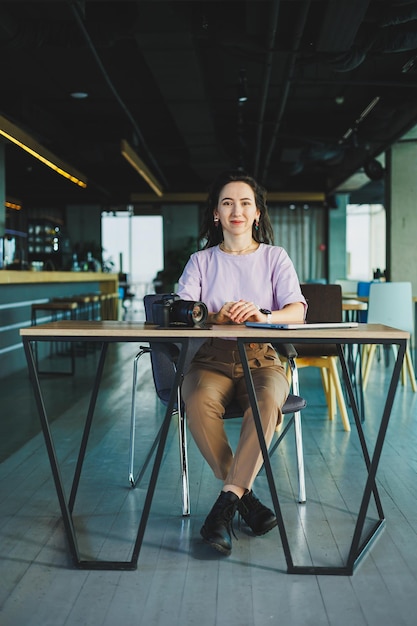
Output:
[
  {"xmin": 289, "ymin": 283, "xmax": 351, "ymax": 432},
  {"xmin": 362, "ymin": 282, "xmax": 417, "ymax": 392}
]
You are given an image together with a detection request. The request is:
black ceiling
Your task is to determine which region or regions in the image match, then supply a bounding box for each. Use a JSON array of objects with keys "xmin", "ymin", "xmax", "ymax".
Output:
[{"xmin": 2, "ymin": 0, "xmax": 417, "ymax": 208}]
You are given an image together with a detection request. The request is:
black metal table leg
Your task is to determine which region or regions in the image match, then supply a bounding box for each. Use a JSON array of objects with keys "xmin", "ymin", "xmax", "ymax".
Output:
[
  {"xmin": 23, "ymin": 338, "xmax": 82, "ymax": 566},
  {"xmin": 237, "ymin": 337, "xmax": 406, "ymax": 576},
  {"xmin": 23, "ymin": 335, "xmax": 189, "ymax": 570},
  {"xmin": 68, "ymin": 342, "xmax": 109, "ymax": 513},
  {"xmin": 237, "ymin": 340, "xmax": 295, "ymax": 573},
  {"xmin": 341, "ymin": 341, "xmax": 406, "ymax": 571}
]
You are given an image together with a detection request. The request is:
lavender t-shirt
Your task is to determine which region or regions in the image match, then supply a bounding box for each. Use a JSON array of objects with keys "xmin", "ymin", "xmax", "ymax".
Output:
[{"xmin": 177, "ymin": 243, "xmax": 306, "ymax": 314}]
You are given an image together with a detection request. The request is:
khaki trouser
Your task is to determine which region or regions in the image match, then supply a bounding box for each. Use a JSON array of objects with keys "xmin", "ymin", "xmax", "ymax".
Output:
[{"xmin": 181, "ymin": 338, "xmax": 289, "ymax": 491}]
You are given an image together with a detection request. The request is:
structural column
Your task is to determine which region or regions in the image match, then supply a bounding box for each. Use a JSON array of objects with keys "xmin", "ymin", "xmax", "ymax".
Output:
[
  {"xmin": 0, "ymin": 142, "xmax": 5, "ymax": 240},
  {"xmin": 387, "ymin": 137, "xmax": 417, "ymax": 295}
]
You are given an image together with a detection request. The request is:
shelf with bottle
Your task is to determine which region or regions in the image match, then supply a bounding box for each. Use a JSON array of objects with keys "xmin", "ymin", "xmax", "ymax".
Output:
[{"xmin": 27, "ymin": 220, "xmax": 61, "ymax": 257}]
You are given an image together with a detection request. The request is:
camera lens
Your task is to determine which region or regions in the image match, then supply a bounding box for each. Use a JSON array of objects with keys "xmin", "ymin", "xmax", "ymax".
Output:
[
  {"xmin": 191, "ymin": 303, "xmax": 206, "ymax": 324},
  {"xmin": 153, "ymin": 297, "xmax": 208, "ymax": 327},
  {"xmin": 170, "ymin": 299, "xmax": 208, "ymax": 326}
]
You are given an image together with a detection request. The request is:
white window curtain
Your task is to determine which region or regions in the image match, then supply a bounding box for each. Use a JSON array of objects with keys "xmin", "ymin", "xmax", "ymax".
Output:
[{"xmin": 268, "ymin": 206, "xmax": 326, "ymax": 283}]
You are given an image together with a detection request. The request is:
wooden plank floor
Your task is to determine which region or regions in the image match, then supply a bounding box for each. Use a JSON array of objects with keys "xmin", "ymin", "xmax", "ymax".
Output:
[{"xmin": 1, "ymin": 341, "xmax": 417, "ymax": 626}]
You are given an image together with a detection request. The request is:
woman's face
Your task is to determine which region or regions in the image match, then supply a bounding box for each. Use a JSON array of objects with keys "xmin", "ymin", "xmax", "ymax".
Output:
[{"xmin": 213, "ymin": 181, "xmax": 260, "ymax": 237}]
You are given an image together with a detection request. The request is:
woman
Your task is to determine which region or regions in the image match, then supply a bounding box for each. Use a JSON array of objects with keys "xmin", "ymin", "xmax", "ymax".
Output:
[{"xmin": 177, "ymin": 170, "xmax": 306, "ymax": 556}]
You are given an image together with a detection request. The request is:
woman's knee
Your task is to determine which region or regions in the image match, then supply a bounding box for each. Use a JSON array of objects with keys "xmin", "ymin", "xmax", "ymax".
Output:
[
  {"xmin": 257, "ymin": 370, "xmax": 289, "ymax": 406},
  {"xmin": 185, "ymin": 392, "xmax": 226, "ymax": 428},
  {"xmin": 183, "ymin": 369, "xmax": 233, "ymax": 411}
]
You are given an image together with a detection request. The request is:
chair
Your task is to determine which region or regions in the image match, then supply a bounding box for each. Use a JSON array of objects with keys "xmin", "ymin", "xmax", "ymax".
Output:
[
  {"xmin": 31, "ymin": 300, "xmax": 79, "ymax": 375},
  {"xmin": 357, "ymin": 281, "xmax": 372, "ymax": 322},
  {"xmin": 128, "ymin": 293, "xmax": 307, "ymax": 516},
  {"xmin": 362, "ymin": 282, "xmax": 417, "ymax": 391},
  {"xmin": 290, "ymin": 283, "xmax": 351, "ymax": 432},
  {"xmin": 335, "ymin": 279, "xmax": 358, "ymax": 295}
]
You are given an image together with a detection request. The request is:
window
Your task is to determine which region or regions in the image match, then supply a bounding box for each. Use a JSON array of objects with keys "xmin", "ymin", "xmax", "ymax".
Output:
[
  {"xmin": 269, "ymin": 205, "xmax": 326, "ymax": 282},
  {"xmin": 101, "ymin": 212, "xmax": 163, "ymax": 286},
  {"xmin": 346, "ymin": 204, "xmax": 386, "ymax": 280}
]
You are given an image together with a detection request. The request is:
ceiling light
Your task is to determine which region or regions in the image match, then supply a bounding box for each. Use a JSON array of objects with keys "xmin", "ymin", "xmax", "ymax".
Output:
[
  {"xmin": 238, "ymin": 90, "xmax": 248, "ymax": 104},
  {"xmin": 120, "ymin": 139, "xmax": 164, "ymax": 197},
  {"xmin": 238, "ymin": 68, "xmax": 248, "ymax": 104},
  {"xmin": 5, "ymin": 197, "xmax": 22, "ymax": 210},
  {"xmin": 364, "ymin": 158, "xmax": 384, "ymax": 181},
  {"xmin": 70, "ymin": 91, "xmax": 89, "ymax": 99},
  {"xmin": 0, "ymin": 114, "xmax": 87, "ymax": 188}
]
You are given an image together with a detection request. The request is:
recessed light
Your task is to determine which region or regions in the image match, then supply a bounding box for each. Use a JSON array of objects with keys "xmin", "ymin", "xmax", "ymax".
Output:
[{"xmin": 70, "ymin": 91, "xmax": 89, "ymax": 99}]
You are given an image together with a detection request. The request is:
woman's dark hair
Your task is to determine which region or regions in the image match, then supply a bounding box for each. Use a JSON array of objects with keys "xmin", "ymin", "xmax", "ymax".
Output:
[{"xmin": 198, "ymin": 170, "xmax": 275, "ymax": 248}]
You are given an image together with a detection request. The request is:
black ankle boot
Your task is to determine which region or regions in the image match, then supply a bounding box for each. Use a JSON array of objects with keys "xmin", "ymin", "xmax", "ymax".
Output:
[
  {"xmin": 200, "ymin": 491, "xmax": 239, "ymax": 555},
  {"xmin": 237, "ymin": 491, "xmax": 277, "ymax": 536}
]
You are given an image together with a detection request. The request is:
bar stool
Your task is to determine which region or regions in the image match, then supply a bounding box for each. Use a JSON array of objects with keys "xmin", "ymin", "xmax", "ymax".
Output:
[
  {"xmin": 107, "ymin": 292, "xmax": 120, "ymax": 320},
  {"xmin": 74, "ymin": 293, "xmax": 102, "ymax": 351},
  {"xmin": 83, "ymin": 292, "xmax": 101, "ymax": 320},
  {"xmin": 51, "ymin": 296, "xmax": 84, "ymax": 319},
  {"xmin": 52, "ymin": 295, "xmax": 90, "ymax": 355},
  {"xmin": 31, "ymin": 301, "xmax": 78, "ymax": 375},
  {"xmin": 100, "ymin": 292, "xmax": 119, "ymax": 320},
  {"xmin": 99, "ymin": 293, "xmax": 110, "ymax": 320},
  {"xmin": 66, "ymin": 295, "xmax": 93, "ymax": 320}
]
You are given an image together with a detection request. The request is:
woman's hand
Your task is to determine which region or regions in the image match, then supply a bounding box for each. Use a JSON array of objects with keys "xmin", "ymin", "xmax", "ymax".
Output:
[
  {"xmin": 210, "ymin": 300, "xmax": 265, "ymax": 325},
  {"xmin": 227, "ymin": 300, "xmax": 266, "ymax": 324},
  {"xmin": 209, "ymin": 300, "xmax": 305, "ymax": 325},
  {"xmin": 208, "ymin": 302, "xmax": 236, "ymax": 324}
]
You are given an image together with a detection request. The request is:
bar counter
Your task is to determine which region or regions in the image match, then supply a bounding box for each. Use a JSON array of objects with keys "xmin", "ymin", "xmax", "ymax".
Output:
[
  {"xmin": 0, "ymin": 271, "xmax": 119, "ymax": 377},
  {"xmin": 0, "ymin": 270, "xmax": 118, "ymax": 291}
]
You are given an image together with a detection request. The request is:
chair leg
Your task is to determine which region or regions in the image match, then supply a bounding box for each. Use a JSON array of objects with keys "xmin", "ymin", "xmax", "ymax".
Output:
[
  {"xmin": 288, "ymin": 358, "xmax": 306, "ymax": 503},
  {"xmin": 285, "ymin": 363, "xmax": 292, "ymax": 385},
  {"xmin": 270, "ymin": 357, "xmax": 306, "ymax": 503},
  {"xmin": 362, "ymin": 344, "xmax": 377, "ymax": 390},
  {"xmin": 405, "ymin": 345, "xmax": 417, "ymax": 392},
  {"xmin": 177, "ymin": 387, "xmax": 191, "ymax": 516},
  {"xmin": 363, "ymin": 343, "xmax": 416, "ymax": 392},
  {"xmin": 129, "ymin": 347, "xmax": 192, "ymax": 512},
  {"xmin": 328, "ymin": 374, "xmax": 337, "ymax": 421},
  {"xmin": 328, "ymin": 357, "xmax": 351, "ymax": 432},
  {"xmin": 320, "ymin": 367, "xmax": 336, "ymax": 420},
  {"xmin": 401, "ymin": 357, "xmax": 406, "ymax": 386},
  {"xmin": 293, "ymin": 409, "xmax": 305, "ymax": 503},
  {"xmin": 361, "ymin": 344, "xmax": 371, "ymax": 372},
  {"xmin": 129, "ymin": 348, "xmax": 150, "ymax": 486}
]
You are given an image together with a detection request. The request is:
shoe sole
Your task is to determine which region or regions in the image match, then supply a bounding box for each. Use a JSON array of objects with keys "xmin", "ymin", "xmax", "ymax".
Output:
[
  {"xmin": 200, "ymin": 529, "xmax": 231, "ymax": 556},
  {"xmin": 244, "ymin": 518, "xmax": 278, "ymax": 536}
]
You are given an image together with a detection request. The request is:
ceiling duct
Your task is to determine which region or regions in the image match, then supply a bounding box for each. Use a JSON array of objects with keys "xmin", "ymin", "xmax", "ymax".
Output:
[{"xmin": 316, "ymin": 0, "xmax": 371, "ymax": 52}]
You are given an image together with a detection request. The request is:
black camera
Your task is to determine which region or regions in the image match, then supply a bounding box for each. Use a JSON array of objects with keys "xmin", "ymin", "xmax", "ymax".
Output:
[{"xmin": 152, "ymin": 294, "xmax": 208, "ymax": 327}]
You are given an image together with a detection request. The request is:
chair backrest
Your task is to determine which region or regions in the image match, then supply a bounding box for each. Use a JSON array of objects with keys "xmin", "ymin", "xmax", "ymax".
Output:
[
  {"xmin": 302, "ymin": 283, "xmax": 342, "ymax": 323},
  {"xmin": 356, "ymin": 281, "xmax": 372, "ymax": 322},
  {"xmin": 357, "ymin": 281, "xmax": 372, "ymax": 297},
  {"xmin": 367, "ymin": 282, "xmax": 414, "ymax": 334},
  {"xmin": 335, "ymin": 279, "xmax": 358, "ymax": 294},
  {"xmin": 293, "ymin": 283, "xmax": 342, "ymax": 357},
  {"xmin": 143, "ymin": 293, "xmax": 206, "ymax": 405},
  {"xmin": 143, "ymin": 293, "xmax": 180, "ymax": 404}
]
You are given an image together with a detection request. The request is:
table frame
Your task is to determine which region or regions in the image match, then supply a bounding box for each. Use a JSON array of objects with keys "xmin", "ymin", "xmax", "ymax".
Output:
[
  {"xmin": 20, "ymin": 321, "xmax": 408, "ymax": 575},
  {"xmin": 237, "ymin": 334, "xmax": 404, "ymax": 575}
]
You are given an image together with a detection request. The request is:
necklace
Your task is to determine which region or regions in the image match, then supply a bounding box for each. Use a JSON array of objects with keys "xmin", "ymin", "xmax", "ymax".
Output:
[{"xmin": 219, "ymin": 241, "xmax": 258, "ymax": 255}]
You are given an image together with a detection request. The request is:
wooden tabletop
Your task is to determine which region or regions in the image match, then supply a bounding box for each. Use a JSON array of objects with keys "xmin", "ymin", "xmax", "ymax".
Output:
[
  {"xmin": 342, "ymin": 299, "xmax": 368, "ymax": 311},
  {"xmin": 343, "ymin": 292, "xmax": 417, "ymax": 303},
  {"xmin": 20, "ymin": 320, "xmax": 409, "ymax": 342}
]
